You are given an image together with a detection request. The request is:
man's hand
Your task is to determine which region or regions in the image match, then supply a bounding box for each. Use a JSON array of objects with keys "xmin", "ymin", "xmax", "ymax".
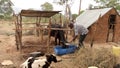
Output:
[{"xmin": 68, "ymin": 39, "xmax": 73, "ymax": 43}]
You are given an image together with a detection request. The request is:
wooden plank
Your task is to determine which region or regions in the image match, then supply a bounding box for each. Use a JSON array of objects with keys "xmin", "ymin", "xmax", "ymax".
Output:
[{"xmin": 13, "ymin": 27, "xmax": 73, "ymax": 31}]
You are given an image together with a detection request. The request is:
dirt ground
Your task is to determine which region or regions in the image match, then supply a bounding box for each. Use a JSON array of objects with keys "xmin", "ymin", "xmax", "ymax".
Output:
[{"xmin": 0, "ymin": 21, "xmax": 120, "ymax": 68}]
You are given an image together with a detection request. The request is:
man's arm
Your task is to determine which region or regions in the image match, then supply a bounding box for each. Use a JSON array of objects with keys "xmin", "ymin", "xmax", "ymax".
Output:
[{"xmin": 70, "ymin": 35, "xmax": 78, "ymax": 42}]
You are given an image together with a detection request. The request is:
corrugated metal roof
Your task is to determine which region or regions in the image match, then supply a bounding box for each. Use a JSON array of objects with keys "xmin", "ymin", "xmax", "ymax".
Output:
[{"xmin": 76, "ymin": 8, "xmax": 112, "ymax": 28}]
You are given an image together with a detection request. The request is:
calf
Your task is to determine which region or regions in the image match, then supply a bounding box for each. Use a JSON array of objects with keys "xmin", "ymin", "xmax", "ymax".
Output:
[
  {"xmin": 49, "ymin": 24, "xmax": 67, "ymax": 46},
  {"xmin": 20, "ymin": 54, "xmax": 57, "ymax": 68}
]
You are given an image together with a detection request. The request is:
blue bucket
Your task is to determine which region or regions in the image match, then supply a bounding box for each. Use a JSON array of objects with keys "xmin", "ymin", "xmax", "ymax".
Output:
[{"xmin": 54, "ymin": 45, "xmax": 77, "ymax": 55}]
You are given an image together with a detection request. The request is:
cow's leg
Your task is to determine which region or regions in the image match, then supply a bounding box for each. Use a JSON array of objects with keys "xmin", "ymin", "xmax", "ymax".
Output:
[
  {"xmin": 58, "ymin": 37, "xmax": 60, "ymax": 45},
  {"xmin": 55, "ymin": 36, "xmax": 57, "ymax": 45},
  {"xmin": 55, "ymin": 32, "xmax": 59, "ymax": 45},
  {"xmin": 59, "ymin": 31, "xmax": 67, "ymax": 44}
]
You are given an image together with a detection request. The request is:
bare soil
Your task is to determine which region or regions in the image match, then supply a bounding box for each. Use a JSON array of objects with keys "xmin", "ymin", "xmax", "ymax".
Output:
[{"xmin": 0, "ymin": 21, "xmax": 120, "ymax": 68}]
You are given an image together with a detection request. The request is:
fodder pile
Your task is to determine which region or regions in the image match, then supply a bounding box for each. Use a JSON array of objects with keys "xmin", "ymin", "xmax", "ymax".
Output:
[{"xmin": 71, "ymin": 47, "xmax": 117, "ymax": 68}]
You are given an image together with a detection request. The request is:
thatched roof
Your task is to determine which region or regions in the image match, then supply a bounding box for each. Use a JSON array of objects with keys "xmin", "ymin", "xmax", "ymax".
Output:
[
  {"xmin": 11, "ymin": 6, "xmax": 61, "ymax": 17},
  {"xmin": 20, "ymin": 10, "xmax": 60, "ymax": 17}
]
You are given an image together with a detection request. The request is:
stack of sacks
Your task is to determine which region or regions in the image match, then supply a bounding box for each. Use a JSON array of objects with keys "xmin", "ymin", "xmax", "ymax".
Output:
[{"xmin": 112, "ymin": 46, "xmax": 120, "ymax": 56}]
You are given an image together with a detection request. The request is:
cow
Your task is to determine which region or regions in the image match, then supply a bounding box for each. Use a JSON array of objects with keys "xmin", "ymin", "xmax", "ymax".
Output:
[
  {"xmin": 48, "ymin": 24, "xmax": 68, "ymax": 47},
  {"xmin": 20, "ymin": 54, "xmax": 57, "ymax": 68}
]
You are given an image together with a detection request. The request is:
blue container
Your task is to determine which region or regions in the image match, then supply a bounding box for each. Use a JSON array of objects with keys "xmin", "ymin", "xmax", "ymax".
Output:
[{"xmin": 54, "ymin": 45, "xmax": 77, "ymax": 55}]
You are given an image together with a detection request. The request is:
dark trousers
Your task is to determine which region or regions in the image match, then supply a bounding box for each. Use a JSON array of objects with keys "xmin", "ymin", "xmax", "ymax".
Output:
[{"xmin": 79, "ymin": 34, "xmax": 87, "ymax": 47}]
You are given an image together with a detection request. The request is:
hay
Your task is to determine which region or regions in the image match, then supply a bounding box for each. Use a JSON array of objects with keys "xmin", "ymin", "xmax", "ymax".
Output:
[{"xmin": 71, "ymin": 47, "xmax": 116, "ymax": 68}]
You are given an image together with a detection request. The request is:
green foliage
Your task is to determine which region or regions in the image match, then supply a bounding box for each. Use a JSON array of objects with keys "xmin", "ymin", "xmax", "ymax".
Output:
[
  {"xmin": 57, "ymin": 0, "xmax": 69, "ymax": 5},
  {"xmin": 116, "ymin": 5, "xmax": 120, "ymax": 10},
  {"xmin": 93, "ymin": 0, "xmax": 120, "ymax": 10},
  {"xmin": 80, "ymin": 10, "xmax": 84, "ymax": 14},
  {"xmin": 0, "ymin": 0, "xmax": 13, "ymax": 19},
  {"xmin": 41, "ymin": 2, "xmax": 53, "ymax": 11},
  {"xmin": 54, "ymin": 0, "xmax": 73, "ymax": 5},
  {"xmin": 0, "ymin": 14, "xmax": 4, "ymax": 19},
  {"xmin": 72, "ymin": 14, "xmax": 78, "ymax": 20},
  {"xmin": 54, "ymin": 0, "xmax": 74, "ymax": 22}
]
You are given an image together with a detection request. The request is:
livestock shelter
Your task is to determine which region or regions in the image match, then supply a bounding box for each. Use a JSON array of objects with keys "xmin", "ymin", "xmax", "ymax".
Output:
[
  {"xmin": 76, "ymin": 8, "xmax": 120, "ymax": 43},
  {"xmin": 13, "ymin": 9, "xmax": 63, "ymax": 51}
]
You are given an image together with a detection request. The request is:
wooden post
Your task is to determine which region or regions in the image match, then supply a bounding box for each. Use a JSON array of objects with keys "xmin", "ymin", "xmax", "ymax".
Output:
[
  {"xmin": 36, "ymin": 17, "xmax": 39, "ymax": 37},
  {"xmin": 14, "ymin": 16, "xmax": 19, "ymax": 50},
  {"xmin": 19, "ymin": 14, "xmax": 22, "ymax": 51},
  {"xmin": 41, "ymin": 27, "xmax": 44, "ymax": 42},
  {"xmin": 65, "ymin": 19, "xmax": 69, "ymax": 40},
  {"xmin": 14, "ymin": 14, "xmax": 22, "ymax": 51},
  {"xmin": 47, "ymin": 18, "xmax": 51, "ymax": 53},
  {"xmin": 78, "ymin": 0, "xmax": 82, "ymax": 15},
  {"xmin": 38, "ymin": 17, "xmax": 43, "ymax": 42},
  {"xmin": 60, "ymin": 13, "xmax": 62, "ymax": 25}
]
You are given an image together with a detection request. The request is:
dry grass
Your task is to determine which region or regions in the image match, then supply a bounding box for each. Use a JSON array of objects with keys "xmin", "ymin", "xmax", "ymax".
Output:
[{"xmin": 70, "ymin": 47, "xmax": 116, "ymax": 68}]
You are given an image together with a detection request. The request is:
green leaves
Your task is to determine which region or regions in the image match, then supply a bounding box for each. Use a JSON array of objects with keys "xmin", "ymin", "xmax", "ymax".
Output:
[
  {"xmin": 0, "ymin": 0, "xmax": 13, "ymax": 19},
  {"xmin": 41, "ymin": 2, "xmax": 53, "ymax": 11},
  {"xmin": 93, "ymin": 0, "xmax": 120, "ymax": 10}
]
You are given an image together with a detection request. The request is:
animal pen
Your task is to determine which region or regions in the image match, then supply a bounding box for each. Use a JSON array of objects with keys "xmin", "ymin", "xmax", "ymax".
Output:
[{"xmin": 13, "ymin": 10, "xmax": 71, "ymax": 51}]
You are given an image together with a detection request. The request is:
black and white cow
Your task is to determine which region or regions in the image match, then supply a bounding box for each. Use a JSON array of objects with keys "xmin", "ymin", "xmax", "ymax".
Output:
[{"xmin": 20, "ymin": 54, "xmax": 57, "ymax": 68}]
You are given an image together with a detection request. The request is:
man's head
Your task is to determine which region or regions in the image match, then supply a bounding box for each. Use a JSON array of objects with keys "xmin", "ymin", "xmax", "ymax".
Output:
[
  {"xmin": 71, "ymin": 19, "xmax": 76, "ymax": 23},
  {"xmin": 68, "ymin": 23, "xmax": 74, "ymax": 29},
  {"xmin": 71, "ymin": 19, "xmax": 74, "ymax": 22}
]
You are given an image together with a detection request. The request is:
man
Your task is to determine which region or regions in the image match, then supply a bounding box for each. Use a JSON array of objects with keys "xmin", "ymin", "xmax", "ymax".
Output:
[{"xmin": 68, "ymin": 20, "xmax": 88, "ymax": 48}]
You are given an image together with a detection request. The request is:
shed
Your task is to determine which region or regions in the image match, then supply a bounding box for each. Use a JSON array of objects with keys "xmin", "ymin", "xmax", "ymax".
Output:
[
  {"xmin": 76, "ymin": 8, "xmax": 120, "ymax": 43},
  {"xmin": 13, "ymin": 9, "xmax": 62, "ymax": 51}
]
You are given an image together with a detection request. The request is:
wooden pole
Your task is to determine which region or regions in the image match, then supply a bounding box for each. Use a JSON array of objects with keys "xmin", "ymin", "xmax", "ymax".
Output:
[
  {"xmin": 19, "ymin": 14, "xmax": 22, "ymax": 51},
  {"xmin": 14, "ymin": 16, "xmax": 19, "ymax": 50},
  {"xmin": 78, "ymin": 0, "xmax": 82, "ymax": 15},
  {"xmin": 13, "ymin": 27, "xmax": 73, "ymax": 31},
  {"xmin": 38, "ymin": 17, "xmax": 41, "ymax": 36},
  {"xmin": 47, "ymin": 18, "xmax": 51, "ymax": 53},
  {"xmin": 60, "ymin": 13, "xmax": 62, "ymax": 25},
  {"xmin": 16, "ymin": 15, "xmax": 21, "ymax": 50},
  {"xmin": 36, "ymin": 17, "xmax": 39, "ymax": 37},
  {"xmin": 38, "ymin": 17, "xmax": 43, "ymax": 42},
  {"xmin": 65, "ymin": 4, "xmax": 68, "ymax": 40}
]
